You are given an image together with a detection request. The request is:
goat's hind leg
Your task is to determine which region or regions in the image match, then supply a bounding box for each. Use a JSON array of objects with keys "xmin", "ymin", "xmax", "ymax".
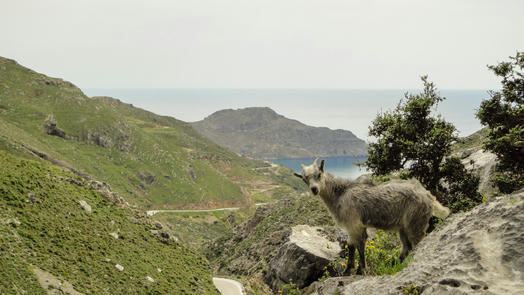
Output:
[
  {"xmin": 342, "ymin": 244, "xmax": 355, "ymax": 276},
  {"xmin": 354, "ymin": 230, "xmax": 368, "ymax": 275},
  {"xmin": 399, "ymin": 229, "xmax": 412, "ymax": 262}
]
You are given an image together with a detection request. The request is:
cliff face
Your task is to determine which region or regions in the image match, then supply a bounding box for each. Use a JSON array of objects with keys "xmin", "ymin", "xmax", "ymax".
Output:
[
  {"xmin": 192, "ymin": 107, "xmax": 367, "ymax": 159},
  {"xmin": 307, "ymin": 190, "xmax": 524, "ymax": 295}
]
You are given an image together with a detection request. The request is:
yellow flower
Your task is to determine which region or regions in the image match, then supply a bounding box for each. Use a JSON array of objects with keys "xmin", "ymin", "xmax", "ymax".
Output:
[
  {"xmin": 278, "ymin": 290, "xmax": 282, "ymax": 294},
  {"xmin": 370, "ymin": 240, "xmax": 375, "ymax": 244},
  {"xmin": 341, "ymin": 263, "xmax": 346, "ymax": 267},
  {"xmin": 345, "ymin": 244, "xmax": 348, "ymax": 249}
]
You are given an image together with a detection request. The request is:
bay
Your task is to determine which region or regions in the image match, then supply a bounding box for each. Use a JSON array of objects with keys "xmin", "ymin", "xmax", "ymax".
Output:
[{"xmin": 272, "ymin": 156, "xmax": 368, "ymax": 179}]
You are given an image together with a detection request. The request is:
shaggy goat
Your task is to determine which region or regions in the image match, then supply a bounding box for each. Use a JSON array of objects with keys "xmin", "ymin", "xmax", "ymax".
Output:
[{"xmin": 294, "ymin": 158, "xmax": 450, "ymax": 275}]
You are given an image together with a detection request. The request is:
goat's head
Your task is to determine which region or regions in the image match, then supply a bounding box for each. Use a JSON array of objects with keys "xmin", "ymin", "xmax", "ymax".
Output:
[{"xmin": 293, "ymin": 158, "xmax": 325, "ymax": 196}]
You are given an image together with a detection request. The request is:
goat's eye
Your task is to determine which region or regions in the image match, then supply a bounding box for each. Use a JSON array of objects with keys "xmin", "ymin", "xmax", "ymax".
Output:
[{"xmin": 316, "ymin": 173, "xmax": 321, "ymax": 179}]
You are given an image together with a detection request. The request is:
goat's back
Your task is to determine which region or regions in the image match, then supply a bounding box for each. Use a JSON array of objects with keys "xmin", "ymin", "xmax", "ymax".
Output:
[{"xmin": 341, "ymin": 179, "xmax": 433, "ymax": 230}]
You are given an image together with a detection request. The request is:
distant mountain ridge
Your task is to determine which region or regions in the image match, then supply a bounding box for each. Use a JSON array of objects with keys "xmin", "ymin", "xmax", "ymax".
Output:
[{"xmin": 191, "ymin": 107, "xmax": 367, "ymax": 159}]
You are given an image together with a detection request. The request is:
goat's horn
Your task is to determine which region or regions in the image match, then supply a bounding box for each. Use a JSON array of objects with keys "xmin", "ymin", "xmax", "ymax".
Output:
[{"xmin": 313, "ymin": 158, "xmax": 319, "ymax": 165}]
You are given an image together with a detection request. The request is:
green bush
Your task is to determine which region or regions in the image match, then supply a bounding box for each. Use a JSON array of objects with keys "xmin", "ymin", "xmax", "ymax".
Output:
[
  {"xmin": 363, "ymin": 76, "xmax": 481, "ymax": 212},
  {"xmin": 476, "ymin": 51, "xmax": 524, "ymax": 193}
]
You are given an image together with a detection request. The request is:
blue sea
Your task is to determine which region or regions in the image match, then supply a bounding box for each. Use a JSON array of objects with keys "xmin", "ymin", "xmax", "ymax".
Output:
[{"xmin": 82, "ymin": 88, "xmax": 490, "ymax": 178}]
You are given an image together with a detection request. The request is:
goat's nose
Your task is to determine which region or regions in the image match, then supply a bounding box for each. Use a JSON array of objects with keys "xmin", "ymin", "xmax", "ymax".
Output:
[{"xmin": 311, "ymin": 187, "xmax": 319, "ymax": 195}]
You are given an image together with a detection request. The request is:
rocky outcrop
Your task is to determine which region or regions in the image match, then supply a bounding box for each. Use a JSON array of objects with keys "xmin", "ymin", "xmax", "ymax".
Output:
[
  {"xmin": 457, "ymin": 148, "xmax": 498, "ymax": 196},
  {"xmin": 264, "ymin": 225, "xmax": 341, "ymax": 290},
  {"xmin": 44, "ymin": 114, "xmax": 66, "ymax": 138},
  {"xmin": 307, "ymin": 190, "xmax": 524, "ymax": 295},
  {"xmin": 89, "ymin": 180, "xmax": 127, "ymax": 206}
]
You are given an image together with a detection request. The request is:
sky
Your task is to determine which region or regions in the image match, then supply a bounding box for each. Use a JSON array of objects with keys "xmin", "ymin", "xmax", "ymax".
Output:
[{"xmin": 2, "ymin": 0, "xmax": 524, "ymax": 89}]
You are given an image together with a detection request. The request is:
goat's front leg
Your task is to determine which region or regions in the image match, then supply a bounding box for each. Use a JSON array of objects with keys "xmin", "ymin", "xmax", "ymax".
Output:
[
  {"xmin": 343, "ymin": 244, "xmax": 355, "ymax": 276},
  {"xmin": 356, "ymin": 240, "xmax": 366, "ymax": 275}
]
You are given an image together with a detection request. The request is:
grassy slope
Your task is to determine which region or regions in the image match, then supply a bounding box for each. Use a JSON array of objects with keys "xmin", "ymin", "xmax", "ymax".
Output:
[
  {"xmin": 0, "ymin": 57, "xmax": 304, "ymax": 209},
  {"xmin": 0, "ymin": 150, "xmax": 218, "ymax": 294},
  {"xmin": 453, "ymin": 127, "xmax": 489, "ymax": 151}
]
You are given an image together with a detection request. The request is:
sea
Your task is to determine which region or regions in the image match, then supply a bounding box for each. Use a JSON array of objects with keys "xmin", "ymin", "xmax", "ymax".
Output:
[{"xmin": 83, "ymin": 88, "xmax": 490, "ymax": 178}]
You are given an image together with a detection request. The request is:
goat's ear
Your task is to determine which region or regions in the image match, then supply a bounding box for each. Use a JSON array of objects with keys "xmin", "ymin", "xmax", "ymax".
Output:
[
  {"xmin": 293, "ymin": 172, "xmax": 303, "ymax": 179},
  {"xmin": 319, "ymin": 160, "xmax": 325, "ymax": 172}
]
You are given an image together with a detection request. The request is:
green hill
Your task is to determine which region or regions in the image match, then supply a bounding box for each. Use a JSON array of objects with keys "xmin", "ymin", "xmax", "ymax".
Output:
[
  {"xmin": 192, "ymin": 107, "xmax": 367, "ymax": 159},
  {"xmin": 0, "ymin": 150, "xmax": 218, "ymax": 294},
  {"xmin": 0, "ymin": 57, "xmax": 303, "ymax": 209}
]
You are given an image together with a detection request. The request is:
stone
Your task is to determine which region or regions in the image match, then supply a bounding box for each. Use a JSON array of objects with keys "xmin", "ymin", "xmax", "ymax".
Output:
[
  {"xmin": 115, "ymin": 264, "xmax": 124, "ymax": 271},
  {"xmin": 78, "ymin": 200, "xmax": 91, "ymax": 213},
  {"xmin": 308, "ymin": 190, "xmax": 524, "ymax": 295},
  {"xmin": 146, "ymin": 276, "xmax": 155, "ymax": 283},
  {"xmin": 43, "ymin": 114, "xmax": 66, "ymax": 138},
  {"xmin": 459, "ymin": 148, "xmax": 498, "ymax": 196},
  {"xmin": 28, "ymin": 192, "xmax": 35, "ymax": 203},
  {"xmin": 109, "ymin": 232, "xmax": 118, "ymax": 239},
  {"xmin": 264, "ymin": 225, "xmax": 341, "ymax": 290}
]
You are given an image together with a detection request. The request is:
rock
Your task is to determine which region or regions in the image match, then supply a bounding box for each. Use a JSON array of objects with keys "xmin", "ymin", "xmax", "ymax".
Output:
[
  {"xmin": 459, "ymin": 148, "xmax": 498, "ymax": 196},
  {"xmin": 308, "ymin": 190, "xmax": 524, "ymax": 295},
  {"xmin": 146, "ymin": 276, "xmax": 155, "ymax": 283},
  {"xmin": 43, "ymin": 114, "xmax": 66, "ymax": 138},
  {"xmin": 264, "ymin": 225, "xmax": 341, "ymax": 291},
  {"xmin": 28, "ymin": 192, "xmax": 35, "ymax": 203},
  {"xmin": 154, "ymin": 221, "xmax": 163, "ymax": 229},
  {"xmin": 4, "ymin": 217, "xmax": 21, "ymax": 227},
  {"xmin": 138, "ymin": 171, "xmax": 157, "ymax": 185},
  {"xmin": 109, "ymin": 232, "xmax": 119, "ymax": 239},
  {"xmin": 115, "ymin": 264, "xmax": 124, "ymax": 271},
  {"xmin": 78, "ymin": 200, "xmax": 91, "ymax": 213},
  {"xmin": 187, "ymin": 166, "xmax": 197, "ymax": 181},
  {"xmin": 89, "ymin": 180, "xmax": 125, "ymax": 205}
]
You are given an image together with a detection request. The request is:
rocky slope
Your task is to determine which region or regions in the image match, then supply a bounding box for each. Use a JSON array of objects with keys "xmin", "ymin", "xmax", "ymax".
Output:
[
  {"xmin": 192, "ymin": 107, "xmax": 367, "ymax": 159},
  {"xmin": 307, "ymin": 190, "xmax": 524, "ymax": 295},
  {"xmin": 0, "ymin": 56, "xmax": 303, "ymax": 209}
]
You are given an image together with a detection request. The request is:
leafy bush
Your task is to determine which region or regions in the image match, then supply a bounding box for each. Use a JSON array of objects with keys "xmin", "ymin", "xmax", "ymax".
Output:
[
  {"xmin": 363, "ymin": 76, "xmax": 481, "ymax": 212},
  {"xmin": 476, "ymin": 52, "xmax": 524, "ymax": 193}
]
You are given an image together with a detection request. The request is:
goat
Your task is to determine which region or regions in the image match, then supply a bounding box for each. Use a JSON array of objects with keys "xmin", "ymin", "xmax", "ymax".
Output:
[{"xmin": 294, "ymin": 158, "xmax": 450, "ymax": 275}]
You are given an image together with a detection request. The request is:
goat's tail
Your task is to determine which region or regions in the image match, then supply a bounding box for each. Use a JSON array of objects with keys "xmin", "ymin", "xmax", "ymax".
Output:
[{"xmin": 431, "ymin": 199, "xmax": 451, "ymax": 219}]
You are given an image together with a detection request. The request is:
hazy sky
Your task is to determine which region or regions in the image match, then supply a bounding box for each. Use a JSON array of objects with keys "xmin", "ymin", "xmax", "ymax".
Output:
[{"xmin": 2, "ymin": 0, "xmax": 523, "ymax": 89}]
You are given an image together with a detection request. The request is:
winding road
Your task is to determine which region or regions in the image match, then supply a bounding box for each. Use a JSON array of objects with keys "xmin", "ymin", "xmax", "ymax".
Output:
[
  {"xmin": 146, "ymin": 203, "xmax": 268, "ymax": 216},
  {"xmin": 147, "ymin": 206, "xmax": 265, "ymax": 294},
  {"xmin": 213, "ymin": 278, "xmax": 245, "ymax": 295}
]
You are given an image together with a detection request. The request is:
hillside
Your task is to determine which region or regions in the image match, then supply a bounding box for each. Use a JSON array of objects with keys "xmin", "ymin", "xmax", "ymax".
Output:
[
  {"xmin": 0, "ymin": 150, "xmax": 218, "ymax": 294},
  {"xmin": 0, "ymin": 57, "xmax": 304, "ymax": 209},
  {"xmin": 191, "ymin": 107, "xmax": 367, "ymax": 159}
]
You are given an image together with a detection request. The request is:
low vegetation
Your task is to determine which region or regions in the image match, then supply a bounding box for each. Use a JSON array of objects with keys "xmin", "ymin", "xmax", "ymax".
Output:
[{"xmin": 0, "ymin": 150, "xmax": 218, "ymax": 294}]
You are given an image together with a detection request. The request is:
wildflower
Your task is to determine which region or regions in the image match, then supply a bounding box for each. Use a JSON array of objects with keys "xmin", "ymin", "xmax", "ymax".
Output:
[
  {"xmin": 278, "ymin": 290, "xmax": 282, "ymax": 294},
  {"xmin": 345, "ymin": 244, "xmax": 348, "ymax": 249},
  {"xmin": 341, "ymin": 263, "xmax": 345, "ymax": 267},
  {"xmin": 370, "ymin": 240, "xmax": 375, "ymax": 244}
]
